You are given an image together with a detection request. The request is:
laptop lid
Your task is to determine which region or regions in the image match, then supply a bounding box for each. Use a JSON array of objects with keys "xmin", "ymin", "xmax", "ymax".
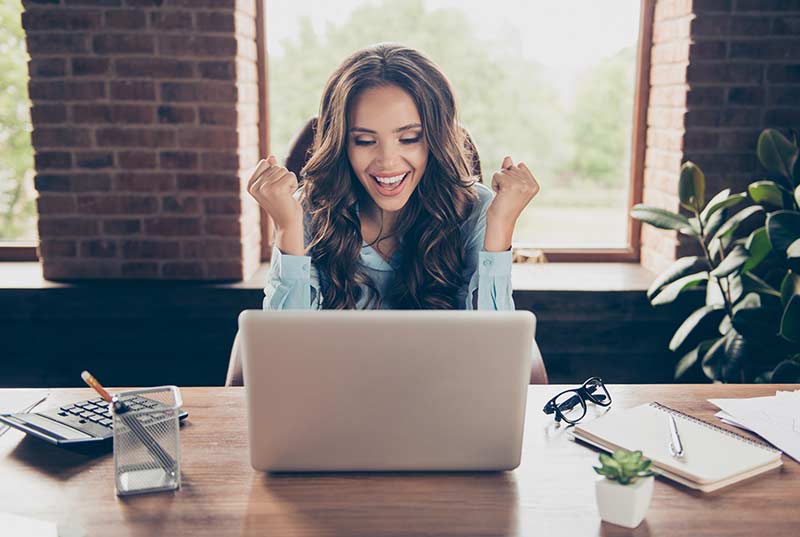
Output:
[{"xmin": 239, "ymin": 310, "xmax": 535, "ymax": 472}]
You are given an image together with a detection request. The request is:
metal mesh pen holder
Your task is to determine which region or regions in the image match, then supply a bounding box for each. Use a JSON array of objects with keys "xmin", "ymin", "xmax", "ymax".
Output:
[{"xmin": 112, "ymin": 385, "xmax": 182, "ymax": 496}]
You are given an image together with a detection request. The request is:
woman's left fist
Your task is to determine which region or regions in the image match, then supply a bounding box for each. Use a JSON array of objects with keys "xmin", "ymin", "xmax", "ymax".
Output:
[{"xmin": 487, "ymin": 156, "xmax": 540, "ymax": 225}]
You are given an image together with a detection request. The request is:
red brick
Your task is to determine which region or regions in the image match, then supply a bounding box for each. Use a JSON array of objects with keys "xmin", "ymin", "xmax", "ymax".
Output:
[
  {"xmin": 162, "ymin": 195, "xmax": 200, "ymax": 214},
  {"xmin": 689, "ymin": 40, "xmax": 726, "ymax": 60},
  {"xmin": 115, "ymin": 172, "xmax": 175, "ymax": 191},
  {"xmin": 77, "ymin": 194, "xmax": 158, "ymax": 214},
  {"xmin": 686, "ymin": 62, "xmax": 763, "ymax": 84},
  {"xmin": 95, "ymin": 128, "xmax": 176, "ymax": 148},
  {"xmin": 684, "ymin": 109, "xmax": 720, "ymax": 127},
  {"xmin": 35, "ymin": 174, "xmax": 71, "ymax": 192},
  {"xmin": 727, "ymin": 86, "xmax": 764, "ymax": 106},
  {"xmin": 168, "ymin": 0, "xmax": 235, "ymax": 7},
  {"xmin": 692, "ymin": 0, "xmax": 731, "ymax": 12},
  {"xmin": 764, "ymin": 108, "xmax": 800, "ymax": 127},
  {"xmin": 105, "ymin": 9, "xmax": 146, "ymax": 29},
  {"xmin": 75, "ymin": 152, "xmax": 114, "ymax": 169},
  {"xmin": 121, "ymin": 240, "xmax": 181, "ymax": 259},
  {"xmin": 767, "ymin": 64, "xmax": 800, "ymax": 83},
  {"xmin": 686, "ymin": 87, "xmax": 724, "ymax": 107},
  {"xmin": 121, "ymin": 262, "xmax": 159, "ymax": 278},
  {"xmin": 182, "ymin": 239, "xmax": 241, "ymax": 258},
  {"xmin": 207, "ymin": 261, "xmax": 242, "ymax": 279},
  {"xmin": 684, "ymin": 131, "xmax": 719, "ymax": 151},
  {"xmin": 162, "ymin": 262, "xmax": 205, "ymax": 278},
  {"xmin": 72, "ymin": 173, "xmax": 113, "ymax": 192},
  {"xmin": 735, "ymin": 0, "xmax": 800, "ymax": 11},
  {"xmin": 196, "ymin": 12, "xmax": 234, "ymax": 32},
  {"xmin": 29, "ymin": 58, "xmax": 66, "ymax": 77},
  {"xmin": 201, "ymin": 152, "xmax": 238, "ymax": 170},
  {"xmin": 38, "ymin": 239, "xmax": 77, "ymax": 258},
  {"xmin": 80, "ymin": 239, "xmax": 117, "ymax": 258},
  {"xmin": 730, "ymin": 40, "xmax": 800, "ymax": 60},
  {"xmin": 102, "ymin": 219, "xmax": 141, "ymax": 235},
  {"xmin": 29, "ymin": 81, "xmax": 106, "ymax": 101},
  {"xmin": 772, "ymin": 17, "xmax": 800, "ymax": 36},
  {"xmin": 73, "ymin": 104, "xmax": 154, "ymax": 123},
  {"xmin": 22, "ymin": 9, "xmax": 102, "ymax": 31},
  {"xmin": 31, "ymin": 104, "xmax": 67, "ymax": 124},
  {"xmin": 160, "ymin": 151, "xmax": 198, "ymax": 169},
  {"xmin": 26, "ymin": 34, "xmax": 89, "ymax": 54},
  {"xmin": 72, "ymin": 57, "xmax": 110, "ymax": 76},
  {"xmin": 32, "ymin": 127, "xmax": 92, "ymax": 148},
  {"xmin": 199, "ymin": 106, "xmax": 236, "ymax": 125},
  {"xmin": 178, "ymin": 129, "xmax": 237, "ymax": 149},
  {"xmin": 158, "ymin": 35, "xmax": 236, "ymax": 57},
  {"xmin": 161, "ymin": 82, "xmax": 236, "ymax": 103},
  {"xmin": 198, "ymin": 61, "xmax": 235, "ymax": 80},
  {"xmin": 681, "ymin": 152, "xmax": 757, "ymax": 173},
  {"xmin": 115, "ymin": 58, "xmax": 194, "ymax": 78},
  {"xmin": 38, "ymin": 218, "xmax": 99, "ymax": 236},
  {"xmin": 35, "ymin": 152, "xmax": 72, "ymax": 169},
  {"xmin": 718, "ymin": 131, "xmax": 761, "ymax": 151},
  {"xmin": 144, "ymin": 217, "xmax": 202, "ymax": 236},
  {"xmin": 111, "ymin": 81, "xmax": 156, "ymax": 101},
  {"xmin": 691, "ymin": 15, "xmax": 730, "ymax": 36},
  {"xmin": 205, "ymin": 217, "xmax": 239, "ymax": 236},
  {"xmin": 177, "ymin": 173, "xmax": 239, "ymax": 191},
  {"xmin": 730, "ymin": 16, "xmax": 771, "ymax": 35},
  {"xmin": 768, "ymin": 87, "xmax": 800, "ymax": 106},
  {"xmin": 719, "ymin": 108, "xmax": 763, "ymax": 127},
  {"xmin": 156, "ymin": 105, "xmax": 196, "ymax": 124},
  {"xmin": 203, "ymin": 196, "xmax": 240, "ymax": 214},
  {"xmin": 150, "ymin": 11, "xmax": 194, "ymax": 31},
  {"xmin": 117, "ymin": 151, "xmax": 157, "ymax": 169},
  {"xmin": 93, "ymin": 34, "xmax": 155, "ymax": 55},
  {"xmin": 42, "ymin": 261, "xmax": 121, "ymax": 280},
  {"xmin": 36, "ymin": 195, "xmax": 77, "ymax": 214}
]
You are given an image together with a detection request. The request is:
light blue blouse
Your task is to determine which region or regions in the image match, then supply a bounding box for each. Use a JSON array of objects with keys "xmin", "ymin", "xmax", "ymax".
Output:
[{"xmin": 264, "ymin": 182, "xmax": 514, "ymax": 311}]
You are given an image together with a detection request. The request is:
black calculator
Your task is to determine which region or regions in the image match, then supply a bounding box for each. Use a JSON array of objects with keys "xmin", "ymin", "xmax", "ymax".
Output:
[{"xmin": 0, "ymin": 395, "xmax": 189, "ymax": 446}]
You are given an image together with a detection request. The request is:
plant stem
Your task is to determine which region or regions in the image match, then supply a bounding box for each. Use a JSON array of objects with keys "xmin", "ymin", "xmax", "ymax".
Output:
[{"xmin": 694, "ymin": 209, "xmax": 733, "ymax": 316}]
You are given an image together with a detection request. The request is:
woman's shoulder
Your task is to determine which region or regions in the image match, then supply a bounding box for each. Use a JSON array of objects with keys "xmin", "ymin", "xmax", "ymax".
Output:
[{"xmin": 464, "ymin": 181, "xmax": 494, "ymax": 226}]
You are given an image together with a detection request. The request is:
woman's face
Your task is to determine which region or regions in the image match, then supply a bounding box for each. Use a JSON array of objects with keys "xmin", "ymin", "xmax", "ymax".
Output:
[{"xmin": 347, "ymin": 84, "xmax": 429, "ymax": 216}]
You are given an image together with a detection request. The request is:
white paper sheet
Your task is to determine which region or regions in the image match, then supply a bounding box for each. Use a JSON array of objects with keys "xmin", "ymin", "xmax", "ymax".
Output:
[
  {"xmin": 0, "ymin": 512, "xmax": 57, "ymax": 537},
  {"xmin": 709, "ymin": 390, "xmax": 800, "ymax": 463}
]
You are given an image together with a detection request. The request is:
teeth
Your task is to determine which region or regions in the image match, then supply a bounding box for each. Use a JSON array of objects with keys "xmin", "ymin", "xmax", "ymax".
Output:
[{"xmin": 373, "ymin": 173, "xmax": 407, "ymax": 184}]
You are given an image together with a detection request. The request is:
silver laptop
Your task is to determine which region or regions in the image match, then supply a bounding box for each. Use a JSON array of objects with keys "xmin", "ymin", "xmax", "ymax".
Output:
[{"xmin": 238, "ymin": 309, "xmax": 535, "ymax": 472}]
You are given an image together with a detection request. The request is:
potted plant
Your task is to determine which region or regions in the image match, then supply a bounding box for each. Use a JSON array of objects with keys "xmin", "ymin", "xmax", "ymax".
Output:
[
  {"xmin": 631, "ymin": 128, "xmax": 800, "ymax": 383},
  {"xmin": 593, "ymin": 449, "xmax": 655, "ymax": 528}
]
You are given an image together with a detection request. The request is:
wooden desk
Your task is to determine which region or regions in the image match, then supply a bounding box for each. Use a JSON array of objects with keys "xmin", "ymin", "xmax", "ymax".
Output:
[{"xmin": 1, "ymin": 385, "xmax": 798, "ymax": 536}]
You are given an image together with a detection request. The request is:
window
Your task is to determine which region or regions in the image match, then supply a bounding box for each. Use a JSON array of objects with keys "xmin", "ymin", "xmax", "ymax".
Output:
[
  {"xmin": 0, "ymin": 1, "xmax": 37, "ymax": 261},
  {"xmin": 266, "ymin": 0, "xmax": 650, "ymax": 260}
]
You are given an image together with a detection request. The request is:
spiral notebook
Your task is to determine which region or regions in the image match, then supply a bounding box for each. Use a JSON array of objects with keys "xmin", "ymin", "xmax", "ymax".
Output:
[{"xmin": 573, "ymin": 402, "xmax": 783, "ymax": 493}]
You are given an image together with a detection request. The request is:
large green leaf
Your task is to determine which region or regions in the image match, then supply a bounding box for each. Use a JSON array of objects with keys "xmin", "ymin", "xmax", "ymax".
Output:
[
  {"xmin": 780, "ymin": 271, "xmax": 800, "ymax": 307},
  {"xmin": 711, "ymin": 205, "xmax": 764, "ymax": 243},
  {"xmin": 741, "ymin": 272, "xmax": 781, "ymax": 298},
  {"xmin": 679, "ymin": 162, "xmax": 705, "ymax": 211},
  {"xmin": 757, "ymin": 128, "xmax": 798, "ymax": 179},
  {"xmin": 711, "ymin": 245, "xmax": 749, "ymax": 277},
  {"xmin": 651, "ymin": 271, "xmax": 709, "ymax": 306},
  {"xmin": 748, "ymin": 180, "xmax": 787, "ymax": 209},
  {"xmin": 770, "ymin": 360, "xmax": 800, "ymax": 382},
  {"xmin": 702, "ymin": 333, "xmax": 731, "ymax": 381},
  {"xmin": 676, "ymin": 338, "xmax": 718, "ymax": 379},
  {"xmin": 669, "ymin": 305, "xmax": 725, "ymax": 351},
  {"xmin": 646, "ymin": 256, "xmax": 707, "ymax": 299},
  {"xmin": 780, "ymin": 295, "xmax": 800, "ymax": 342},
  {"xmin": 733, "ymin": 296, "xmax": 780, "ymax": 341},
  {"xmin": 742, "ymin": 227, "xmax": 771, "ymax": 273},
  {"xmin": 701, "ymin": 191, "xmax": 747, "ymax": 225},
  {"xmin": 766, "ymin": 211, "xmax": 800, "ymax": 253},
  {"xmin": 631, "ymin": 205, "xmax": 695, "ymax": 234}
]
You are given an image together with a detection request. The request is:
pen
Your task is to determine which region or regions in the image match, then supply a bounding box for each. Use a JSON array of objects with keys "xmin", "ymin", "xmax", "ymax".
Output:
[
  {"xmin": 81, "ymin": 371, "xmax": 176, "ymax": 475},
  {"xmin": 668, "ymin": 414, "xmax": 684, "ymax": 458}
]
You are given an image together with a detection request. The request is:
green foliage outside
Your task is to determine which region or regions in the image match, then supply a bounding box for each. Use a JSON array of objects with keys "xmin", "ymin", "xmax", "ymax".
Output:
[
  {"xmin": 268, "ymin": 0, "xmax": 636, "ymax": 216},
  {"xmin": 0, "ymin": 0, "xmax": 35, "ymax": 240}
]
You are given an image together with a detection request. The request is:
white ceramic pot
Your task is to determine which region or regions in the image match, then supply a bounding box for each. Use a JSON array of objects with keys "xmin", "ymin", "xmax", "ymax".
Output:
[{"xmin": 595, "ymin": 475, "xmax": 654, "ymax": 528}]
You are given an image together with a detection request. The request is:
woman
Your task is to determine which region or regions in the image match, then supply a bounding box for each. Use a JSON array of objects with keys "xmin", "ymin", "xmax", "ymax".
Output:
[{"xmin": 226, "ymin": 43, "xmax": 542, "ymax": 384}]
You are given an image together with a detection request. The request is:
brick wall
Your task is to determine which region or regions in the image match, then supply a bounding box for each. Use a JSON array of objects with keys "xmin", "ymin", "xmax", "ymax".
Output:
[
  {"xmin": 23, "ymin": 0, "xmax": 262, "ymax": 280},
  {"xmin": 641, "ymin": 0, "xmax": 800, "ymax": 274}
]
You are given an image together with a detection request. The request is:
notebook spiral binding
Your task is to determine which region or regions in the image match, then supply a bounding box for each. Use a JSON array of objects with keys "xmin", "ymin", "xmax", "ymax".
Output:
[{"xmin": 650, "ymin": 401, "xmax": 780, "ymax": 454}]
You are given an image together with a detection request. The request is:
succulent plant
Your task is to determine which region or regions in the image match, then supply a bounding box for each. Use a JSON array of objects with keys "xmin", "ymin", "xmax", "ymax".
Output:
[{"xmin": 593, "ymin": 449, "xmax": 655, "ymax": 485}]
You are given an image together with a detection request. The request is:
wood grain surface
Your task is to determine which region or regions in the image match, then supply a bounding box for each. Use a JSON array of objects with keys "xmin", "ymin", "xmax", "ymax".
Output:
[{"xmin": 1, "ymin": 384, "xmax": 798, "ymax": 536}]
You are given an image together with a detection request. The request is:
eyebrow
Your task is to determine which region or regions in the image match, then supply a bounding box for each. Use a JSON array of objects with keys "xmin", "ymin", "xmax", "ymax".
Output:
[{"xmin": 349, "ymin": 123, "xmax": 422, "ymax": 134}]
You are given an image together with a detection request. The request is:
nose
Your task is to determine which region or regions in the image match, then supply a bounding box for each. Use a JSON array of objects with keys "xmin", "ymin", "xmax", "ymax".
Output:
[{"xmin": 375, "ymin": 142, "xmax": 401, "ymax": 168}]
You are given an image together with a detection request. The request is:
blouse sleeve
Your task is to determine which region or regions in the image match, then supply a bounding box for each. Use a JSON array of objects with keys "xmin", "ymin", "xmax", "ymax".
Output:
[
  {"xmin": 461, "ymin": 184, "xmax": 515, "ymax": 311},
  {"xmin": 263, "ymin": 246, "xmax": 322, "ymax": 310}
]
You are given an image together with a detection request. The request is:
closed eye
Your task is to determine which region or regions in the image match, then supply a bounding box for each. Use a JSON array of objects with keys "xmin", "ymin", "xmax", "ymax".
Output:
[{"xmin": 353, "ymin": 138, "xmax": 421, "ymax": 146}]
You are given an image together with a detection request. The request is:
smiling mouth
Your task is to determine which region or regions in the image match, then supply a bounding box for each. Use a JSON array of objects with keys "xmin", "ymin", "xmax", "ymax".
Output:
[{"xmin": 370, "ymin": 172, "xmax": 409, "ymax": 194}]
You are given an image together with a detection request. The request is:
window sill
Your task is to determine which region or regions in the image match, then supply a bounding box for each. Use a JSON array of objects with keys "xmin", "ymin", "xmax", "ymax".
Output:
[{"xmin": 0, "ymin": 261, "xmax": 656, "ymax": 292}]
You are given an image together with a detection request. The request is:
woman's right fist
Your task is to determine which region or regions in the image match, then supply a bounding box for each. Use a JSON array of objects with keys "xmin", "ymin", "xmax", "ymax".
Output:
[{"xmin": 246, "ymin": 155, "xmax": 303, "ymax": 231}]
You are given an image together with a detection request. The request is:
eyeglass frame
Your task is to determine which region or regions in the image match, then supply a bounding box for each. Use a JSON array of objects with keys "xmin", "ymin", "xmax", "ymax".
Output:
[{"xmin": 542, "ymin": 377, "xmax": 612, "ymax": 424}]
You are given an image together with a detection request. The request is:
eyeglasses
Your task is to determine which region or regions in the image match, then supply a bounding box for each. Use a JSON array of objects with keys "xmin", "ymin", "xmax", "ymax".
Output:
[{"xmin": 543, "ymin": 377, "xmax": 612, "ymax": 424}]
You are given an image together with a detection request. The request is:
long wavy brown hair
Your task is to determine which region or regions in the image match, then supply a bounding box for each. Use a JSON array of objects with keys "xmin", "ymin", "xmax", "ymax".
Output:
[{"xmin": 300, "ymin": 43, "xmax": 479, "ymax": 309}]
